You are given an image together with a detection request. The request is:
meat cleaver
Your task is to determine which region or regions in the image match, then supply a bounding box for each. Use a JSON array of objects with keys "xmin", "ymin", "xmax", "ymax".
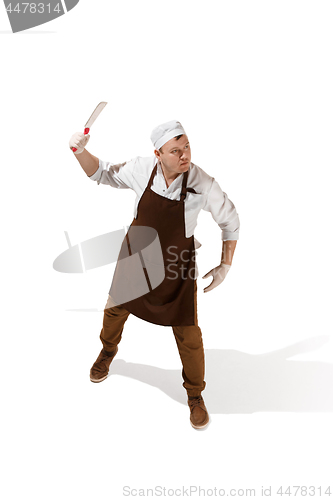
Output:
[{"xmin": 72, "ymin": 101, "xmax": 107, "ymax": 152}]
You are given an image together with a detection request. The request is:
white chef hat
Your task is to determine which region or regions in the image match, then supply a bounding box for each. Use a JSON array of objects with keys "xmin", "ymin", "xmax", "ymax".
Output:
[{"xmin": 150, "ymin": 120, "xmax": 186, "ymax": 150}]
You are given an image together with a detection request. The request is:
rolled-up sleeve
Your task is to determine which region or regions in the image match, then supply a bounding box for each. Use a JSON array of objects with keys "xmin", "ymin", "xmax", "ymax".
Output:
[
  {"xmin": 203, "ymin": 179, "xmax": 240, "ymax": 240},
  {"xmin": 88, "ymin": 158, "xmax": 136, "ymax": 189}
]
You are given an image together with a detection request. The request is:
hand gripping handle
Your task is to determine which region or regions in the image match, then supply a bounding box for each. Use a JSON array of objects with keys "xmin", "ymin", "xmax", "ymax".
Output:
[{"xmin": 72, "ymin": 128, "xmax": 90, "ymax": 152}]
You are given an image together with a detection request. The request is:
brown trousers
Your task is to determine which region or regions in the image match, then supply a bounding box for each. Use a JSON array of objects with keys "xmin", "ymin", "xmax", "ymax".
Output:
[{"xmin": 99, "ymin": 281, "xmax": 206, "ymax": 397}]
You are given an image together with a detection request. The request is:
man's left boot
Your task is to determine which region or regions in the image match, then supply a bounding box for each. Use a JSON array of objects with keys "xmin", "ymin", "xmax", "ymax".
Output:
[{"xmin": 188, "ymin": 395, "xmax": 209, "ymax": 429}]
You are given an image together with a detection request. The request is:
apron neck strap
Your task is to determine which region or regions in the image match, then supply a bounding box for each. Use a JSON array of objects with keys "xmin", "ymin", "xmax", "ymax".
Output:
[
  {"xmin": 149, "ymin": 163, "xmax": 188, "ymax": 201},
  {"xmin": 180, "ymin": 170, "xmax": 188, "ymax": 201},
  {"xmin": 147, "ymin": 164, "xmax": 158, "ymax": 189}
]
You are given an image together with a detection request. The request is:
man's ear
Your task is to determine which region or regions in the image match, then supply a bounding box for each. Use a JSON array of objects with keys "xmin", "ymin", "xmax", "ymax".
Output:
[{"xmin": 154, "ymin": 149, "xmax": 161, "ymax": 161}]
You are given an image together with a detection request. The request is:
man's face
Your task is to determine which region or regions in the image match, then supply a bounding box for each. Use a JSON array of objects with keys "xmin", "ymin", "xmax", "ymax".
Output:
[{"xmin": 155, "ymin": 134, "xmax": 191, "ymax": 177}]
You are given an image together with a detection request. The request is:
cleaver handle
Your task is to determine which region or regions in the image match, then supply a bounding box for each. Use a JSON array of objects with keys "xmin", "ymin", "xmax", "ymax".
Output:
[{"xmin": 72, "ymin": 128, "xmax": 90, "ymax": 153}]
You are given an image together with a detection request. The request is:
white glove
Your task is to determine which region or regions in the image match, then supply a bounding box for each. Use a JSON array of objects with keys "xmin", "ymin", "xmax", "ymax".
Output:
[
  {"xmin": 69, "ymin": 131, "xmax": 90, "ymax": 154},
  {"xmin": 202, "ymin": 263, "xmax": 231, "ymax": 293}
]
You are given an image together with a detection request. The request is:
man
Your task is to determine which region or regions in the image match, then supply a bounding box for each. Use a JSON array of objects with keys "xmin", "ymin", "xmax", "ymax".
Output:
[{"xmin": 69, "ymin": 120, "xmax": 239, "ymax": 429}]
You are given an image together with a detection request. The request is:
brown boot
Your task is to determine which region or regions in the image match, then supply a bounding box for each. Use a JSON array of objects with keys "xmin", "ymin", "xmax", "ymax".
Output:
[
  {"xmin": 90, "ymin": 347, "xmax": 118, "ymax": 383},
  {"xmin": 188, "ymin": 395, "xmax": 209, "ymax": 429}
]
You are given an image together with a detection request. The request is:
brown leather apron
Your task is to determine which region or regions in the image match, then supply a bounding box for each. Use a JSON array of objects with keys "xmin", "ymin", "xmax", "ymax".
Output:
[{"xmin": 109, "ymin": 163, "xmax": 196, "ymax": 326}]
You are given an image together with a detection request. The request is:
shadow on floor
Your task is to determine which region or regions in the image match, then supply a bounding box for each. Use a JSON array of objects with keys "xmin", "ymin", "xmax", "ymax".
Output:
[{"xmin": 107, "ymin": 335, "xmax": 333, "ymax": 414}]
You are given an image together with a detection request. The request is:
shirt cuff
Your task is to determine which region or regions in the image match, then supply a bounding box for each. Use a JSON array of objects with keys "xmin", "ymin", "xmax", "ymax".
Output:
[{"xmin": 222, "ymin": 230, "xmax": 239, "ymax": 241}]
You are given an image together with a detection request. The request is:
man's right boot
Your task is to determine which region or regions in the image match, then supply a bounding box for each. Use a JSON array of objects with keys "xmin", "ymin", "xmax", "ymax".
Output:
[{"xmin": 90, "ymin": 346, "xmax": 118, "ymax": 383}]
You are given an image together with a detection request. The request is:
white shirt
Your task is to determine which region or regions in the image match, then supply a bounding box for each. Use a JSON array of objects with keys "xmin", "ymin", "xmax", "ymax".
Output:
[{"xmin": 89, "ymin": 155, "xmax": 240, "ymax": 244}]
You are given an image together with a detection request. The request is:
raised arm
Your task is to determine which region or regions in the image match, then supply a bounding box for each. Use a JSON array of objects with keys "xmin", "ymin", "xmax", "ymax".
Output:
[
  {"xmin": 74, "ymin": 148, "xmax": 99, "ymax": 177},
  {"xmin": 69, "ymin": 131, "xmax": 135, "ymax": 189},
  {"xmin": 69, "ymin": 131, "xmax": 99, "ymax": 177}
]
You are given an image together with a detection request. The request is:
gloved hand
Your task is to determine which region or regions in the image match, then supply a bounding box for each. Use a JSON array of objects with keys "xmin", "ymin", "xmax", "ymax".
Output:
[
  {"xmin": 69, "ymin": 131, "xmax": 90, "ymax": 154},
  {"xmin": 202, "ymin": 263, "xmax": 231, "ymax": 293}
]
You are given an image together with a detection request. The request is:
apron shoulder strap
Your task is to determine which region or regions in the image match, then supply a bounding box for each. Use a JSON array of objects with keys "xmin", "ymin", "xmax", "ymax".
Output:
[
  {"xmin": 149, "ymin": 163, "xmax": 188, "ymax": 201},
  {"xmin": 180, "ymin": 171, "xmax": 189, "ymax": 201},
  {"xmin": 147, "ymin": 164, "xmax": 157, "ymax": 190}
]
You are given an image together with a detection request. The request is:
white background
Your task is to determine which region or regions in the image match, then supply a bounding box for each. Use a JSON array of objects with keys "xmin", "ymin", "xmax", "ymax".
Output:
[{"xmin": 1, "ymin": 1, "xmax": 333, "ymax": 499}]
